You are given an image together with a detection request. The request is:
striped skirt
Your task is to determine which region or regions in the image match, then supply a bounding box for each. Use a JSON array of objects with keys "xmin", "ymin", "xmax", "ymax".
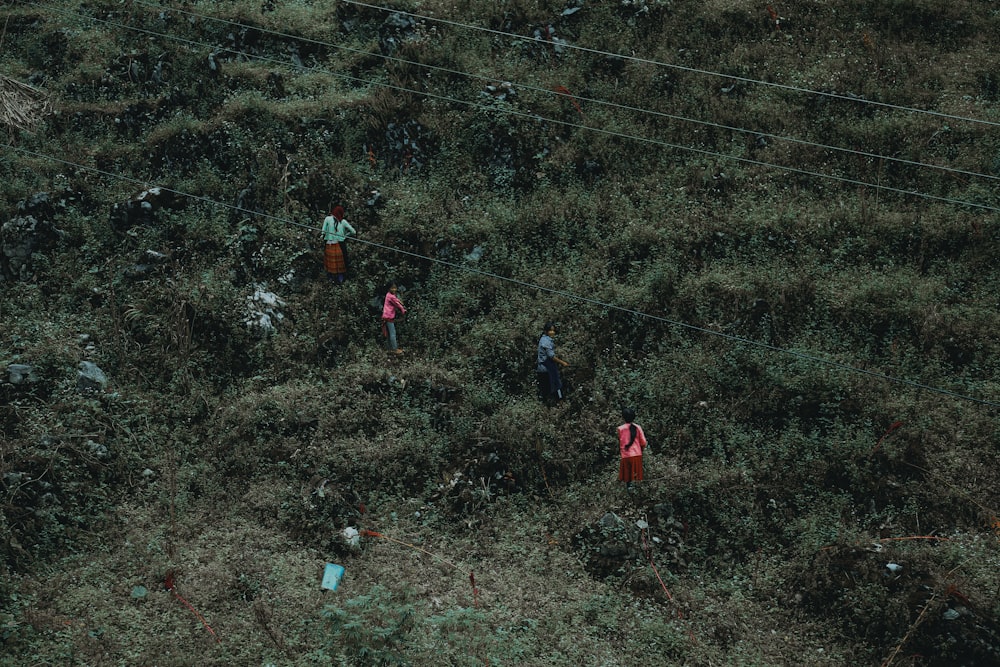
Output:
[
  {"xmin": 618, "ymin": 456, "xmax": 644, "ymax": 483},
  {"xmin": 324, "ymin": 242, "xmax": 346, "ymax": 274}
]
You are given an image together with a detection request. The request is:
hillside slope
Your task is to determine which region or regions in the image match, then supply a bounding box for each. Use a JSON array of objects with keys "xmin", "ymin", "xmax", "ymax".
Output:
[{"xmin": 2, "ymin": 1, "xmax": 999, "ymax": 664}]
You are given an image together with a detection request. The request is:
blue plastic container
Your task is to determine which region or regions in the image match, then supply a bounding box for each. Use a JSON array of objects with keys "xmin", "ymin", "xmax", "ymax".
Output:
[{"xmin": 321, "ymin": 563, "xmax": 345, "ymax": 591}]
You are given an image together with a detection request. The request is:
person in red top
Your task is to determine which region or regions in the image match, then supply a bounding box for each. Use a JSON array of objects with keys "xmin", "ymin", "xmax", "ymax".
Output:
[
  {"xmin": 617, "ymin": 407, "xmax": 648, "ymax": 492},
  {"xmin": 382, "ymin": 281, "xmax": 407, "ymax": 355}
]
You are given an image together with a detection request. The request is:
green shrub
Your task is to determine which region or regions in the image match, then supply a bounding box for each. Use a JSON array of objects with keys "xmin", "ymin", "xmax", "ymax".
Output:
[{"xmin": 315, "ymin": 585, "xmax": 414, "ymax": 665}]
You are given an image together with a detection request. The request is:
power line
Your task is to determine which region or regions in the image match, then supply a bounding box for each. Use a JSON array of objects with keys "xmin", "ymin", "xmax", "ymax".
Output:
[
  {"xmin": 28, "ymin": 2, "xmax": 1000, "ymax": 212},
  {"xmin": 8, "ymin": 143, "xmax": 998, "ymax": 410},
  {"xmin": 342, "ymin": 0, "xmax": 1000, "ymax": 130},
  {"xmin": 120, "ymin": 0, "xmax": 1000, "ymax": 185}
]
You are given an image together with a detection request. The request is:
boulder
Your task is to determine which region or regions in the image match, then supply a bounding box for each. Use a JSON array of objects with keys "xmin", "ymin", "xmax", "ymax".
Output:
[
  {"xmin": 6, "ymin": 364, "xmax": 37, "ymax": 385},
  {"xmin": 109, "ymin": 187, "xmax": 176, "ymax": 234},
  {"xmin": 244, "ymin": 285, "xmax": 286, "ymax": 336},
  {"xmin": 77, "ymin": 361, "xmax": 108, "ymax": 392},
  {"xmin": 1, "ymin": 214, "xmax": 63, "ymax": 280}
]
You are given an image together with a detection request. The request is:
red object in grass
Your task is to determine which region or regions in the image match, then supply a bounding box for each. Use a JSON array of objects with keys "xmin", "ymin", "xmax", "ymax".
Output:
[
  {"xmin": 552, "ymin": 85, "xmax": 585, "ymax": 118},
  {"xmin": 871, "ymin": 420, "xmax": 904, "ymax": 454},
  {"xmin": 766, "ymin": 5, "xmax": 781, "ymax": 30},
  {"xmin": 946, "ymin": 584, "xmax": 971, "ymax": 607},
  {"xmin": 164, "ymin": 570, "xmax": 220, "ymax": 643}
]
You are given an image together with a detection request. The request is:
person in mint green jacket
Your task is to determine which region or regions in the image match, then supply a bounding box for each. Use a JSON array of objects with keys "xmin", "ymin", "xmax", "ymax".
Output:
[{"xmin": 321, "ymin": 205, "xmax": 356, "ymax": 283}]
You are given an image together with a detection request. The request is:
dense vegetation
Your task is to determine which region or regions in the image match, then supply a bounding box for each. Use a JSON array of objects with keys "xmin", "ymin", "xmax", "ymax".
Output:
[{"xmin": 2, "ymin": 0, "xmax": 999, "ymax": 664}]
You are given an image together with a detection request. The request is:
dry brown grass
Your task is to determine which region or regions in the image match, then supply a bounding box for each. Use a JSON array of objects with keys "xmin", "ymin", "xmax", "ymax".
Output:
[{"xmin": 0, "ymin": 73, "xmax": 50, "ymax": 136}]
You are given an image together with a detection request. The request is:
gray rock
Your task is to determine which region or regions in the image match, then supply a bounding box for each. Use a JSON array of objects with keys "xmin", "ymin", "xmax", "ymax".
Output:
[
  {"xmin": 18, "ymin": 192, "xmax": 55, "ymax": 217},
  {"xmin": 7, "ymin": 363, "xmax": 37, "ymax": 385},
  {"xmin": 109, "ymin": 187, "xmax": 176, "ymax": 234},
  {"xmin": 384, "ymin": 12, "xmax": 414, "ymax": 30},
  {"xmin": 87, "ymin": 440, "xmax": 110, "ymax": 460},
  {"xmin": 653, "ymin": 502, "xmax": 674, "ymax": 520},
  {"xmin": 598, "ymin": 512, "xmax": 624, "ymax": 531},
  {"xmin": 244, "ymin": 285, "xmax": 286, "ymax": 336},
  {"xmin": 1, "ymin": 215, "xmax": 63, "ymax": 280},
  {"xmin": 78, "ymin": 361, "xmax": 108, "ymax": 392}
]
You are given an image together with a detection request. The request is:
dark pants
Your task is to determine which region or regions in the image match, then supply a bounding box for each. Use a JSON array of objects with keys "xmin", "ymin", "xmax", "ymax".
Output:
[{"xmin": 537, "ymin": 360, "xmax": 563, "ymax": 400}]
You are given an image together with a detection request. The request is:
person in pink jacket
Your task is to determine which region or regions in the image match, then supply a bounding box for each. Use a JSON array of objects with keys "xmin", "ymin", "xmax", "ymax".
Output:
[
  {"xmin": 382, "ymin": 282, "xmax": 407, "ymax": 354},
  {"xmin": 617, "ymin": 407, "xmax": 648, "ymax": 492}
]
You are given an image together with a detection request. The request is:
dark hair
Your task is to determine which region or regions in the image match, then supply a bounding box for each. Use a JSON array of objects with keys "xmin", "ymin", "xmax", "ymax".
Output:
[
  {"xmin": 622, "ymin": 408, "xmax": 637, "ymax": 447},
  {"xmin": 385, "ymin": 280, "xmax": 397, "ymax": 292},
  {"xmin": 542, "ymin": 321, "xmax": 556, "ymax": 334}
]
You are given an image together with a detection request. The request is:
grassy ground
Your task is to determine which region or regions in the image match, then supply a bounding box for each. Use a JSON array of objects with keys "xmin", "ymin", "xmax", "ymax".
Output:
[{"xmin": 2, "ymin": 0, "xmax": 999, "ymax": 665}]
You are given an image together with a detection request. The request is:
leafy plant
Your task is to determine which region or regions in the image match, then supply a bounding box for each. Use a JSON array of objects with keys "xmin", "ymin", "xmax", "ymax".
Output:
[{"xmin": 316, "ymin": 585, "xmax": 415, "ymax": 665}]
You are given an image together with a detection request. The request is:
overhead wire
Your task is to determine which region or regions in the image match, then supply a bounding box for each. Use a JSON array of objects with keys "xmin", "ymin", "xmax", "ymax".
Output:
[
  {"xmin": 342, "ymin": 0, "xmax": 1000, "ymax": 130},
  {"xmin": 26, "ymin": 1, "xmax": 1000, "ymax": 212},
  {"xmin": 8, "ymin": 143, "xmax": 999, "ymax": 410},
  {"xmin": 121, "ymin": 0, "xmax": 1000, "ymax": 185}
]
